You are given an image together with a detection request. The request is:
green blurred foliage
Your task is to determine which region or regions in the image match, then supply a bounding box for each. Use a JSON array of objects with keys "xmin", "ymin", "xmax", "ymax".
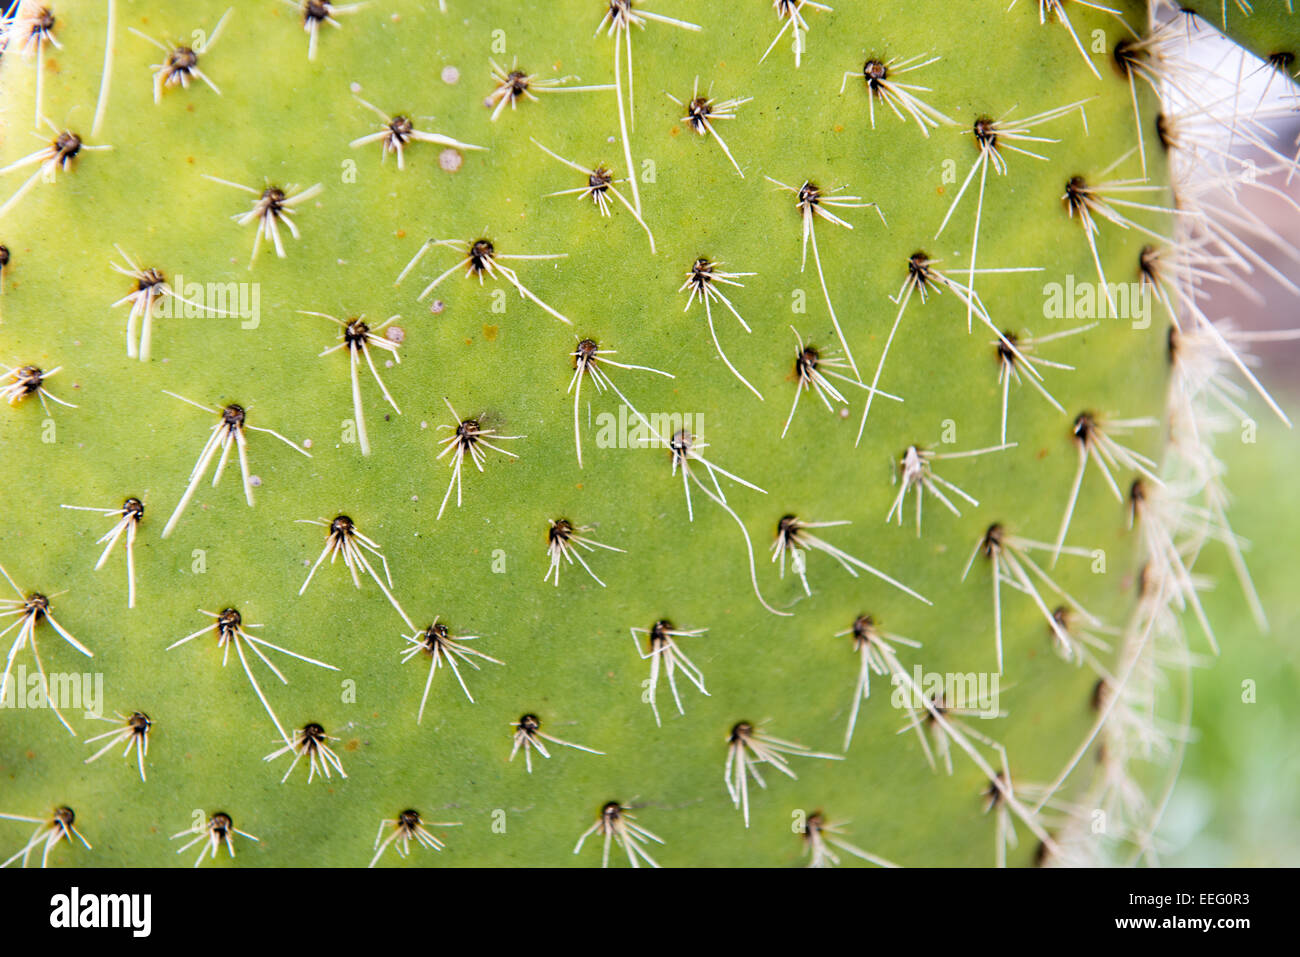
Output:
[{"xmin": 1163, "ymin": 415, "xmax": 1300, "ymax": 866}]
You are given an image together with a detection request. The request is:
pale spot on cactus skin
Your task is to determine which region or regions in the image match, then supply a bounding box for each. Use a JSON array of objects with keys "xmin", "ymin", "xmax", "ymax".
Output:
[
  {"xmin": 439, "ymin": 148, "xmax": 463, "ymax": 172},
  {"xmin": 441, "ymin": 65, "xmax": 460, "ymax": 84}
]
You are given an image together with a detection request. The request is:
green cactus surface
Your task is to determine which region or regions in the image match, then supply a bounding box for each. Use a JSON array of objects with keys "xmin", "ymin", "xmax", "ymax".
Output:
[{"xmin": 0, "ymin": 0, "xmax": 1295, "ymax": 868}]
